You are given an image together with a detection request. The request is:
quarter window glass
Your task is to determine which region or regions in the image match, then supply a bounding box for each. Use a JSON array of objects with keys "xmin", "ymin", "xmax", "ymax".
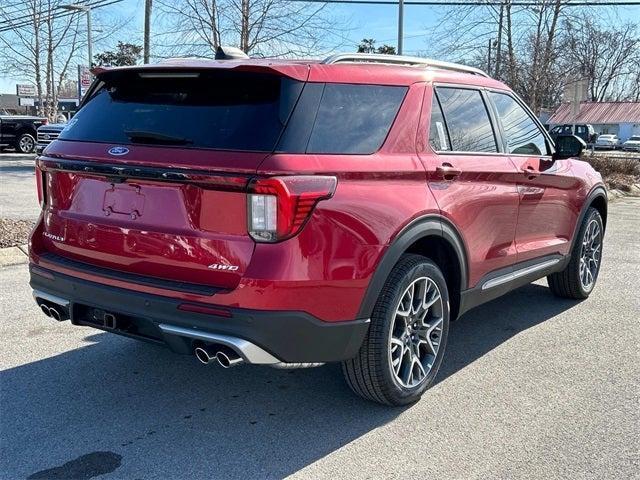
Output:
[
  {"xmin": 429, "ymin": 95, "xmax": 451, "ymax": 151},
  {"xmin": 436, "ymin": 88, "xmax": 497, "ymax": 153},
  {"xmin": 306, "ymin": 84, "xmax": 407, "ymax": 154},
  {"xmin": 489, "ymin": 92, "xmax": 549, "ymax": 155}
]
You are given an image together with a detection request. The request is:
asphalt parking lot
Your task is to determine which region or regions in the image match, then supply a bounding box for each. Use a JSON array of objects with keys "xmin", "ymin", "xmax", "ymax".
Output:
[{"xmin": 1, "ymin": 194, "xmax": 639, "ymax": 479}]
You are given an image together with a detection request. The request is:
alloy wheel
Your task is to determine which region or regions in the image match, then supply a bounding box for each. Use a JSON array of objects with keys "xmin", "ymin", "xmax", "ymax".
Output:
[
  {"xmin": 579, "ymin": 218, "xmax": 601, "ymax": 291},
  {"xmin": 19, "ymin": 135, "xmax": 35, "ymax": 153},
  {"xmin": 389, "ymin": 276, "xmax": 444, "ymax": 389}
]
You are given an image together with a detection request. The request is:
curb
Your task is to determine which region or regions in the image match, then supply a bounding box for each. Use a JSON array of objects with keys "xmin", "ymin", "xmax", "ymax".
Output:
[{"xmin": 0, "ymin": 244, "xmax": 28, "ymax": 267}]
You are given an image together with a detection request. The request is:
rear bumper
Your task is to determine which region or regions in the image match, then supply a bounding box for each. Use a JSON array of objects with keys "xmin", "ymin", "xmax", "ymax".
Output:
[{"xmin": 29, "ymin": 264, "xmax": 369, "ymax": 363}]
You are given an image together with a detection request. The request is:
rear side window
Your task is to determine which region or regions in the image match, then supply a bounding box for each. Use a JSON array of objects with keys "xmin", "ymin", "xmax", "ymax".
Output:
[
  {"xmin": 306, "ymin": 84, "xmax": 407, "ymax": 154},
  {"xmin": 59, "ymin": 70, "xmax": 303, "ymax": 152},
  {"xmin": 489, "ymin": 92, "xmax": 549, "ymax": 156},
  {"xmin": 436, "ymin": 87, "xmax": 498, "ymax": 153}
]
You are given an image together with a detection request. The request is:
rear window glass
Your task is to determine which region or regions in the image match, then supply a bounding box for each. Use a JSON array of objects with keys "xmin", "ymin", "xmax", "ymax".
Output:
[
  {"xmin": 59, "ymin": 71, "xmax": 303, "ymax": 152},
  {"xmin": 306, "ymin": 84, "xmax": 407, "ymax": 154}
]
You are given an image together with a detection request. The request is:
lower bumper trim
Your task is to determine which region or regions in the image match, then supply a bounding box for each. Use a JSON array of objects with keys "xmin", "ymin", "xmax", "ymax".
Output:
[{"xmin": 29, "ymin": 264, "xmax": 370, "ymax": 363}]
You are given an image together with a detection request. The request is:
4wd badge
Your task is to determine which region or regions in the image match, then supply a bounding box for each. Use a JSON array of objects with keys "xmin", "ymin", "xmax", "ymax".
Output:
[{"xmin": 208, "ymin": 264, "xmax": 239, "ymax": 271}]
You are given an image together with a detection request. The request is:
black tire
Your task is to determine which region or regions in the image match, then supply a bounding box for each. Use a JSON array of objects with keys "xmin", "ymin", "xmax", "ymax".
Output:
[
  {"xmin": 342, "ymin": 254, "xmax": 450, "ymax": 406},
  {"xmin": 548, "ymin": 207, "xmax": 604, "ymax": 299},
  {"xmin": 15, "ymin": 132, "xmax": 36, "ymax": 154}
]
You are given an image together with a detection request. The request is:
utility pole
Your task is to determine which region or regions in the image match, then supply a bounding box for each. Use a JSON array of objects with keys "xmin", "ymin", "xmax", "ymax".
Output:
[
  {"xmin": 144, "ymin": 0, "xmax": 152, "ymax": 63},
  {"xmin": 397, "ymin": 0, "xmax": 404, "ymax": 55},
  {"xmin": 487, "ymin": 37, "xmax": 493, "ymax": 73}
]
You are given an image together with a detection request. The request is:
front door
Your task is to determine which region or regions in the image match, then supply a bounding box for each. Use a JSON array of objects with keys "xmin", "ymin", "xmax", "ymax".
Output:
[{"xmin": 486, "ymin": 91, "xmax": 580, "ymax": 263}]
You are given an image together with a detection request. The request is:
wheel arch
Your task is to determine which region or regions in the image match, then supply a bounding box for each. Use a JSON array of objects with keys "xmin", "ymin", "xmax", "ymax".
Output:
[
  {"xmin": 569, "ymin": 185, "xmax": 607, "ymax": 253},
  {"xmin": 357, "ymin": 215, "xmax": 468, "ymax": 321}
]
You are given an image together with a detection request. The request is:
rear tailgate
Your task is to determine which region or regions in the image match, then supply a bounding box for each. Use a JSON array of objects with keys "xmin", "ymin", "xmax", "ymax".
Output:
[{"xmin": 32, "ymin": 65, "xmax": 307, "ymax": 291}]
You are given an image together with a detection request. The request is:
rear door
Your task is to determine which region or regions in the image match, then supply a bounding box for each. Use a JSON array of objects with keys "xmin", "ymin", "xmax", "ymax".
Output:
[
  {"xmin": 33, "ymin": 68, "xmax": 305, "ymax": 290},
  {"xmin": 419, "ymin": 85, "xmax": 520, "ymax": 288},
  {"xmin": 486, "ymin": 91, "xmax": 579, "ymax": 263}
]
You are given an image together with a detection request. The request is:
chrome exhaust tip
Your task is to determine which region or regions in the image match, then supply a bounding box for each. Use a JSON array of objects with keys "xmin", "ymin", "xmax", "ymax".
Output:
[
  {"xmin": 40, "ymin": 304, "xmax": 52, "ymax": 317},
  {"xmin": 215, "ymin": 351, "xmax": 243, "ymax": 369},
  {"xmin": 49, "ymin": 307, "xmax": 62, "ymax": 321},
  {"xmin": 194, "ymin": 346, "xmax": 216, "ymax": 365}
]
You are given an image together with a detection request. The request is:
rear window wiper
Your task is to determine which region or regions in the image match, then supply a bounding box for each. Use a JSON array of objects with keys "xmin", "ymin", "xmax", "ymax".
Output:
[{"xmin": 125, "ymin": 130, "xmax": 193, "ymax": 145}]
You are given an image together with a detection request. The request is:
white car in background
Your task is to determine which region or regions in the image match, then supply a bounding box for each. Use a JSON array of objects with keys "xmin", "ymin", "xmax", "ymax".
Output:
[
  {"xmin": 622, "ymin": 136, "xmax": 640, "ymax": 152},
  {"xmin": 595, "ymin": 134, "xmax": 621, "ymax": 150}
]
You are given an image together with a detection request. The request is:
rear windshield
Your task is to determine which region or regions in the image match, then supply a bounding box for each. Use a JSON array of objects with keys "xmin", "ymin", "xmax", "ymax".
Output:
[
  {"xmin": 60, "ymin": 71, "xmax": 407, "ymax": 154},
  {"xmin": 59, "ymin": 70, "xmax": 303, "ymax": 152}
]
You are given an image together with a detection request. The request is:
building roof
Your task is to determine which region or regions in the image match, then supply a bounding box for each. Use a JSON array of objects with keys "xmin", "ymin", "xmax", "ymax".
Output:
[{"xmin": 548, "ymin": 101, "xmax": 640, "ymax": 125}]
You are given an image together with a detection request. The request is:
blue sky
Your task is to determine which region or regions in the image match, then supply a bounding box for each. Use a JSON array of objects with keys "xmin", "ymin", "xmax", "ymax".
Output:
[{"xmin": 1, "ymin": 1, "xmax": 638, "ymax": 93}]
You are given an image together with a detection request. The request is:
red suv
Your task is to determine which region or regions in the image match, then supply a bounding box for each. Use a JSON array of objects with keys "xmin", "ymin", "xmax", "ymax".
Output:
[{"xmin": 29, "ymin": 53, "xmax": 607, "ymax": 405}]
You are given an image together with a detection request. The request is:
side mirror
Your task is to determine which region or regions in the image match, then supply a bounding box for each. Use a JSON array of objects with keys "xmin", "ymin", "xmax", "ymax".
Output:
[{"xmin": 553, "ymin": 134, "xmax": 586, "ymax": 160}]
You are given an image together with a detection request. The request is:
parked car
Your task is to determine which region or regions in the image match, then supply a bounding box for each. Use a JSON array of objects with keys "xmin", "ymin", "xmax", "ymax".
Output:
[
  {"xmin": 549, "ymin": 124, "xmax": 596, "ymax": 144},
  {"xmin": 595, "ymin": 134, "xmax": 621, "ymax": 150},
  {"xmin": 622, "ymin": 135, "xmax": 640, "ymax": 152},
  {"xmin": 29, "ymin": 52, "xmax": 607, "ymax": 406},
  {"xmin": 0, "ymin": 113, "xmax": 47, "ymax": 153},
  {"xmin": 36, "ymin": 123, "xmax": 66, "ymax": 155}
]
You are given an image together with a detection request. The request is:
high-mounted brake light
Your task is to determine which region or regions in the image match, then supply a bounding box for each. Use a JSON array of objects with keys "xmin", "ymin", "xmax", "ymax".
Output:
[{"xmin": 248, "ymin": 176, "xmax": 337, "ymax": 242}]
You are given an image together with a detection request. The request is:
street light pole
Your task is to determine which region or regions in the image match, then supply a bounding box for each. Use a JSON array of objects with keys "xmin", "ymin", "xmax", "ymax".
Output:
[
  {"xmin": 61, "ymin": 4, "xmax": 93, "ymax": 66},
  {"xmin": 86, "ymin": 8, "xmax": 92, "ymax": 66},
  {"xmin": 397, "ymin": 0, "xmax": 404, "ymax": 54}
]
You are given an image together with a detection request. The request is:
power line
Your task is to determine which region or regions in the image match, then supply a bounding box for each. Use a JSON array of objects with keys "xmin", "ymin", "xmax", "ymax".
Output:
[
  {"xmin": 289, "ymin": 0, "xmax": 640, "ymax": 5},
  {"xmin": 0, "ymin": 0, "xmax": 122, "ymax": 33}
]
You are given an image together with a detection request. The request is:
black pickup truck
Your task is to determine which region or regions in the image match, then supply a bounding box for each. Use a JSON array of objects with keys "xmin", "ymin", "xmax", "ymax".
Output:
[{"xmin": 0, "ymin": 111, "xmax": 48, "ymax": 153}]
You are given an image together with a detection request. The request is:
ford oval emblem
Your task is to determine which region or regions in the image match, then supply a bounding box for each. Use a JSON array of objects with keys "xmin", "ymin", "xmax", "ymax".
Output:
[{"xmin": 108, "ymin": 146, "xmax": 129, "ymax": 156}]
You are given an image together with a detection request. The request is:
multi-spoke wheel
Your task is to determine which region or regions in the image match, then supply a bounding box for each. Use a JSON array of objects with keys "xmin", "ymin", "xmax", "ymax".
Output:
[
  {"xmin": 342, "ymin": 254, "xmax": 450, "ymax": 405},
  {"xmin": 548, "ymin": 207, "xmax": 604, "ymax": 299},
  {"xmin": 579, "ymin": 219, "xmax": 601, "ymax": 291},
  {"xmin": 390, "ymin": 277, "xmax": 443, "ymax": 389}
]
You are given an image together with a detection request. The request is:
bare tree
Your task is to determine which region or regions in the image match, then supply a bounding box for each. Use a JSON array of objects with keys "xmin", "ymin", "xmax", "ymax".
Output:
[
  {"xmin": 564, "ymin": 16, "xmax": 640, "ymax": 101},
  {"xmin": 154, "ymin": 0, "xmax": 349, "ymax": 58},
  {"xmin": 0, "ymin": 0, "xmax": 129, "ymax": 118}
]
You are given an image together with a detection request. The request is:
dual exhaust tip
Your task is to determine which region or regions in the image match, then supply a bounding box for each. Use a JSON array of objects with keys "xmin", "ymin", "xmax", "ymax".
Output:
[
  {"xmin": 40, "ymin": 302, "xmax": 68, "ymax": 321},
  {"xmin": 194, "ymin": 345, "xmax": 243, "ymax": 368}
]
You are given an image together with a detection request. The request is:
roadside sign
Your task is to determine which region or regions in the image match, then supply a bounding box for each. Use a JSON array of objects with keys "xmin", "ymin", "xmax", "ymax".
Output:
[
  {"xmin": 77, "ymin": 65, "xmax": 93, "ymax": 99},
  {"xmin": 16, "ymin": 84, "xmax": 36, "ymax": 96},
  {"xmin": 18, "ymin": 97, "xmax": 35, "ymax": 106}
]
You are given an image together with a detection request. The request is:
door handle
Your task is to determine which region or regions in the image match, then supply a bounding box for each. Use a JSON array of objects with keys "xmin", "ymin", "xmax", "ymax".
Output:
[
  {"xmin": 522, "ymin": 165, "xmax": 540, "ymax": 178},
  {"xmin": 436, "ymin": 164, "xmax": 462, "ymax": 180}
]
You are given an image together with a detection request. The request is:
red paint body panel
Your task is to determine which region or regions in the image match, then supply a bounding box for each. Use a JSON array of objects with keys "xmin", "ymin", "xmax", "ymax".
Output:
[{"xmin": 29, "ymin": 61, "xmax": 605, "ymax": 327}]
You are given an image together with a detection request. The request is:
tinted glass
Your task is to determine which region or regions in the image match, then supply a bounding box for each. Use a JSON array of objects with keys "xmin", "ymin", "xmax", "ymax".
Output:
[
  {"xmin": 428, "ymin": 95, "xmax": 451, "ymax": 151},
  {"xmin": 59, "ymin": 71, "xmax": 303, "ymax": 152},
  {"xmin": 436, "ymin": 88, "xmax": 497, "ymax": 153},
  {"xmin": 306, "ymin": 84, "xmax": 406, "ymax": 154},
  {"xmin": 489, "ymin": 92, "xmax": 549, "ymax": 155}
]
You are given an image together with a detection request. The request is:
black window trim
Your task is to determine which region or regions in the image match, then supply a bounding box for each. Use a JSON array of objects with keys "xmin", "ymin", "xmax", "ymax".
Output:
[{"xmin": 429, "ymin": 83, "xmax": 503, "ymax": 156}]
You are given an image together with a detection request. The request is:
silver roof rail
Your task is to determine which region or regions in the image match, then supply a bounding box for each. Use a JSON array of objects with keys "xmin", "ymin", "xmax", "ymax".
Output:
[{"xmin": 322, "ymin": 53, "xmax": 490, "ymax": 78}]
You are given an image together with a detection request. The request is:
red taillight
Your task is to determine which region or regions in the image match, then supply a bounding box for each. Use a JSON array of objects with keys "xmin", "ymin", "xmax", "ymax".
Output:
[
  {"xmin": 247, "ymin": 176, "xmax": 337, "ymax": 242},
  {"xmin": 35, "ymin": 166, "xmax": 46, "ymax": 208}
]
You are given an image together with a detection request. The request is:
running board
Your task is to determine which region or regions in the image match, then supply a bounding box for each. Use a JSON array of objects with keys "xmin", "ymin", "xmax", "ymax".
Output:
[{"xmin": 481, "ymin": 258, "xmax": 561, "ymax": 290}]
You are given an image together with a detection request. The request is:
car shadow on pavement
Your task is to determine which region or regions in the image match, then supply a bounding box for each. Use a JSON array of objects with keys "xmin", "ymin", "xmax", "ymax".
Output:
[{"xmin": 1, "ymin": 282, "xmax": 579, "ymax": 479}]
